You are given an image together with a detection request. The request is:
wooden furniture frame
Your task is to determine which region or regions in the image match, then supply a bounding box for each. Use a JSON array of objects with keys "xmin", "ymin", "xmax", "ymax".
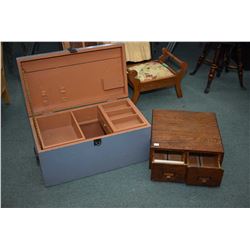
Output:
[
  {"xmin": 150, "ymin": 110, "xmax": 224, "ymax": 187},
  {"xmin": 1, "ymin": 43, "xmax": 10, "ymax": 104},
  {"xmin": 127, "ymin": 48, "xmax": 187, "ymax": 104}
]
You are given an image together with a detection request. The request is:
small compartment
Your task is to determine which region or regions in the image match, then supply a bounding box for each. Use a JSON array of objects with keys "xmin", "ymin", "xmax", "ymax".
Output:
[
  {"xmin": 101, "ymin": 99, "xmax": 130, "ymax": 112},
  {"xmin": 73, "ymin": 106, "xmax": 112, "ymax": 139},
  {"xmin": 188, "ymin": 153, "xmax": 220, "ymax": 168},
  {"xmin": 153, "ymin": 149, "xmax": 168, "ymax": 161},
  {"xmin": 112, "ymin": 114, "xmax": 145, "ymax": 131},
  {"xmin": 152, "ymin": 150, "xmax": 185, "ymax": 164},
  {"xmin": 188, "ymin": 154, "xmax": 200, "ymax": 167},
  {"xmin": 99, "ymin": 99, "xmax": 147, "ymax": 132},
  {"xmin": 36, "ymin": 112, "xmax": 84, "ymax": 149},
  {"xmin": 106, "ymin": 107, "xmax": 135, "ymax": 120},
  {"xmin": 186, "ymin": 153, "xmax": 223, "ymax": 186},
  {"xmin": 201, "ymin": 154, "xmax": 220, "ymax": 168}
]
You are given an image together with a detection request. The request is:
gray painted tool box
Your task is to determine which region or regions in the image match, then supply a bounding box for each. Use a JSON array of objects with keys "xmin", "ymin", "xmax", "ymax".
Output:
[{"xmin": 17, "ymin": 44, "xmax": 151, "ymax": 186}]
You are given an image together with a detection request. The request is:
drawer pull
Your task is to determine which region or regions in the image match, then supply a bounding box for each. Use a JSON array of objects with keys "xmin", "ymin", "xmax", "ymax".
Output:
[
  {"xmin": 164, "ymin": 173, "xmax": 174, "ymax": 179},
  {"xmin": 198, "ymin": 177, "xmax": 210, "ymax": 183}
]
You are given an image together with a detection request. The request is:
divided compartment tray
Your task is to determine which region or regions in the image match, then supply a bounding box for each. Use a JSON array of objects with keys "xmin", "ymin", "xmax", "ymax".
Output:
[
  {"xmin": 99, "ymin": 99, "xmax": 147, "ymax": 132},
  {"xmin": 35, "ymin": 112, "xmax": 84, "ymax": 149},
  {"xmin": 34, "ymin": 99, "xmax": 148, "ymax": 150}
]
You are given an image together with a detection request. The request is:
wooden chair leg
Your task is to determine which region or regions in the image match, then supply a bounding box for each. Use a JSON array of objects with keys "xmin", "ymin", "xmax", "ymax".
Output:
[
  {"xmin": 131, "ymin": 87, "xmax": 141, "ymax": 104},
  {"xmin": 175, "ymin": 81, "xmax": 183, "ymax": 98}
]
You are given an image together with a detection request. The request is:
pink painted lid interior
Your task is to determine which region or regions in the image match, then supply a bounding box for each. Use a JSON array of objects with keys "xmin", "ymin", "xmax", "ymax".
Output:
[{"xmin": 18, "ymin": 44, "xmax": 128, "ymax": 116}]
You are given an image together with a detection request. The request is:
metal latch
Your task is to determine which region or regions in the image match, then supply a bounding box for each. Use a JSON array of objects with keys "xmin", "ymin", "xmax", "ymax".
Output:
[
  {"xmin": 94, "ymin": 139, "xmax": 102, "ymax": 146},
  {"xmin": 68, "ymin": 47, "xmax": 78, "ymax": 53}
]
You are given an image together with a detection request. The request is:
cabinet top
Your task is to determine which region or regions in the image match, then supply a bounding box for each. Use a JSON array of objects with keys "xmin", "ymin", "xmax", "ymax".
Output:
[{"xmin": 151, "ymin": 109, "xmax": 224, "ymax": 154}]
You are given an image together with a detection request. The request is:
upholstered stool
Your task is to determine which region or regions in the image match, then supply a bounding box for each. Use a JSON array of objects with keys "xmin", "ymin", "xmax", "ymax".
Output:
[{"xmin": 127, "ymin": 48, "xmax": 187, "ymax": 104}]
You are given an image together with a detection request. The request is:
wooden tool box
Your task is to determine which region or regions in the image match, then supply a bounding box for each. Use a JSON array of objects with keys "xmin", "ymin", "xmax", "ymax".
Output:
[
  {"xmin": 17, "ymin": 44, "xmax": 151, "ymax": 186},
  {"xmin": 150, "ymin": 110, "xmax": 224, "ymax": 187}
]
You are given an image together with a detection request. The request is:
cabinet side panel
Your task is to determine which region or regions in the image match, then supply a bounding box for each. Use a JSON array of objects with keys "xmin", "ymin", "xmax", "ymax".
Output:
[{"xmin": 39, "ymin": 127, "xmax": 151, "ymax": 186}]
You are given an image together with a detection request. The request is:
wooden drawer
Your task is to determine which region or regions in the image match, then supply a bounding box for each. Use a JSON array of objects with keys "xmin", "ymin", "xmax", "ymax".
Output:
[
  {"xmin": 151, "ymin": 150, "xmax": 187, "ymax": 182},
  {"xmin": 151, "ymin": 163, "xmax": 187, "ymax": 182},
  {"xmin": 186, "ymin": 154, "xmax": 224, "ymax": 187}
]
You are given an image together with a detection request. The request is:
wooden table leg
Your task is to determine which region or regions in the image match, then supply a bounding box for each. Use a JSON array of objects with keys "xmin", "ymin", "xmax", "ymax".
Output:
[
  {"xmin": 236, "ymin": 43, "xmax": 246, "ymax": 90},
  {"xmin": 190, "ymin": 43, "xmax": 211, "ymax": 75},
  {"xmin": 204, "ymin": 43, "xmax": 222, "ymax": 94},
  {"xmin": 225, "ymin": 45, "xmax": 232, "ymax": 73},
  {"xmin": 216, "ymin": 45, "xmax": 226, "ymax": 78}
]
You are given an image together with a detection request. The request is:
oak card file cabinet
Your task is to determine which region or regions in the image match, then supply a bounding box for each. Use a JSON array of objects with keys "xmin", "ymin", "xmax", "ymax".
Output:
[
  {"xmin": 150, "ymin": 110, "xmax": 224, "ymax": 187},
  {"xmin": 17, "ymin": 44, "xmax": 151, "ymax": 186}
]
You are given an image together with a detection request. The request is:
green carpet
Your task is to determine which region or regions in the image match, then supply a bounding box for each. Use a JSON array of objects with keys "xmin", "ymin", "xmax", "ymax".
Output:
[{"xmin": 1, "ymin": 43, "xmax": 250, "ymax": 207}]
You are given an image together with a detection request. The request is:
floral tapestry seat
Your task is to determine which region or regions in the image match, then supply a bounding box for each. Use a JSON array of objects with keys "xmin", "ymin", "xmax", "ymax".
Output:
[{"xmin": 128, "ymin": 61, "xmax": 175, "ymax": 82}]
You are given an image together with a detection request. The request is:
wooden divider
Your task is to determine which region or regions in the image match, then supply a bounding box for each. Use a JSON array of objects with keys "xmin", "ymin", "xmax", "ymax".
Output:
[{"xmin": 99, "ymin": 99, "xmax": 147, "ymax": 132}]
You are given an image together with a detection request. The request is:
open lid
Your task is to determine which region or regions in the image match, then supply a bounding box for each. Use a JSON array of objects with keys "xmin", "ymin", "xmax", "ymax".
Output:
[{"xmin": 17, "ymin": 43, "xmax": 128, "ymax": 116}]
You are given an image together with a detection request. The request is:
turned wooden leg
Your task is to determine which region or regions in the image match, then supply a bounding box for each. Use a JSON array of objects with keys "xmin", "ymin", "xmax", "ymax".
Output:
[
  {"xmin": 175, "ymin": 81, "xmax": 183, "ymax": 98},
  {"xmin": 131, "ymin": 86, "xmax": 141, "ymax": 104},
  {"xmin": 31, "ymin": 42, "xmax": 40, "ymax": 55},
  {"xmin": 236, "ymin": 43, "xmax": 246, "ymax": 90},
  {"xmin": 224, "ymin": 45, "xmax": 232, "ymax": 73},
  {"xmin": 216, "ymin": 45, "xmax": 226, "ymax": 78},
  {"xmin": 190, "ymin": 43, "xmax": 211, "ymax": 75},
  {"xmin": 204, "ymin": 43, "xmax": 221, "ymax": 94}
]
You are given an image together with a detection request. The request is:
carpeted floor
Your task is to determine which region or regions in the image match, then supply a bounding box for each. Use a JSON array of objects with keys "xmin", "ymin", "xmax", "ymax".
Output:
[{"xmin": 1, "ymin": 42, "xmax": 250, "ymax": 208}]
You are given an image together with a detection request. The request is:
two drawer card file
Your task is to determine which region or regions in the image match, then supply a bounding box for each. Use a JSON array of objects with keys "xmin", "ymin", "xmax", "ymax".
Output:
[
  {"xmin": 17, "ymin": 44, "xmax": 151, "ymax": 186},
  {"xmin": 150, "ymin": 109, "xmax": 224, "ymax": 187}
]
